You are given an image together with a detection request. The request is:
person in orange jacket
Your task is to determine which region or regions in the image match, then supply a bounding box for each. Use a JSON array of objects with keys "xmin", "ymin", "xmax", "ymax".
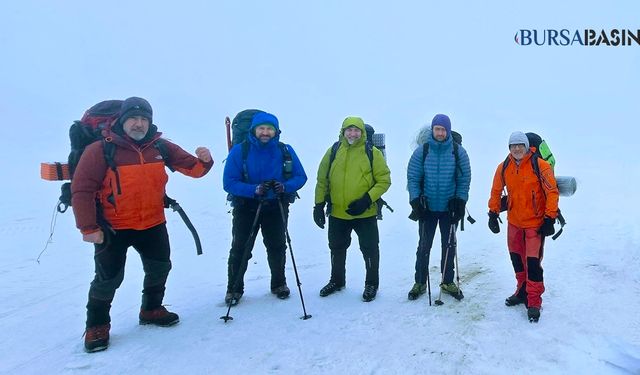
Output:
[
  {"xmin": 487, "ymin": 131, "xmax": 559, "ymax": 322},
  {"xmin": 72, "ymin": 97, "xmax": 213, "ymax": 352}
]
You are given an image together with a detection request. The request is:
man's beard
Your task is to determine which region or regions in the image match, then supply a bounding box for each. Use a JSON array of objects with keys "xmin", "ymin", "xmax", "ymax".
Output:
[{"xmin": 128, "ymin": 130, "xmax": 146, "ymax": 141}]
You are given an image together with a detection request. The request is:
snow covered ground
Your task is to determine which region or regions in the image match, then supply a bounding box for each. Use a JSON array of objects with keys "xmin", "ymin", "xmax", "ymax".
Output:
[{"xmin": 1, "ymin": 1, "xmax": 639, "ymax": 374}]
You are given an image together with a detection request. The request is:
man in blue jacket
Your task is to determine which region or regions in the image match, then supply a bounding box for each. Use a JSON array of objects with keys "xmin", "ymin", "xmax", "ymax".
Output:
[
  {"xmin": 223, "ymin": 112, "xmax": 307, "ymax": 306},
  {"xmin": 406, "ymin": 114, "xmax": 471, "ymax": 301}
]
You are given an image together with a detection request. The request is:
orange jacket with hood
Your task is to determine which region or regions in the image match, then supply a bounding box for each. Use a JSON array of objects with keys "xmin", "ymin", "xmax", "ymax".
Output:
[
  {"xmin": 71, "ymin": 129, "xmax": 212, "ymax": 234},
  {"xmin": 488, "ymin": 150, "xmax": 559, "ymax": 229}
]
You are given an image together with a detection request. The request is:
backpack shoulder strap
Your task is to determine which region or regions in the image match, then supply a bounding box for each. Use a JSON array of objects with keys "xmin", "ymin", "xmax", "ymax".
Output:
[
  {"xmin": 501, "ymin": 156, "xmax": 511, "ymax": 186},
  {"xmin": 421, "ymin": 143, "xmax": 429, "ymax": 165},
  {"xmin": 365, "ymin": 142, "xmax": 377, "ymax": 184},
  {"xmin": 153, "ymin": 139, "xmax": 176, "ymax": 172},
  {"xmin": 102, "ymin": 139, "xmax": 117, "ymax": 171},
  {"xmin": 240, "ymin": 140, "xmax": 250, "ymax": 181},
  {"xmin": 453, "ymin": 142, "xmax": 461, "ymax": 177},
  {"xmin": 102, "ymin": 139, "xmax": 121, "ymax": 195},
  {"xmin": 278, "ymin": 142, "xmax": 293, "ymax": 180},
  {"xmin": 326, "ymin": 141, "xmax": 341, "ymax": 181}
]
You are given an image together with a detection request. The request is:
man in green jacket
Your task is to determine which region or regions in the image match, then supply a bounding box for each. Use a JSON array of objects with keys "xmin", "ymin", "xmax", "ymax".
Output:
[{"xmin": 313, "ymin": 116, "xmax": 391, "ymax": 302}]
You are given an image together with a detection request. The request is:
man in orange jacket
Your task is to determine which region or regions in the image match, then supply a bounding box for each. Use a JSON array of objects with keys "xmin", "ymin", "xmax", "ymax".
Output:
[
  {"xmin": 488, "ymin": 131, "xmax": 559, "ymax": 322},
  {"xmin": 72, "ymin": 97, "xmax": 213, "ymax": 352}
]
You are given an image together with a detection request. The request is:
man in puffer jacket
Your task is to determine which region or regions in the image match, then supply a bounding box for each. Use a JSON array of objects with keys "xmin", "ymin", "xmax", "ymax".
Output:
[
  {"xmin": 313, "ymin": 116, "xmax": 391, "ymax": 302},
  {"xmin": 72, "ymin": 97, "xmax": 213, "ymax": 353},
  {"xmin": 223, "ymin": 111, "xmax": 307, "ymax": 306},
  {"xmin": 406, "ymin": 114, "xmax": 471, "ymax": 301},
  {"xmin": 488, "ymin": 131, "xmax": 559, "ymax": 322}
]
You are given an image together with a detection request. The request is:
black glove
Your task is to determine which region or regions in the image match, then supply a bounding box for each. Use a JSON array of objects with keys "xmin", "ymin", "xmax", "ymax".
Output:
[
  {"xmin": 448, "ymin": 198, "xmax": 466, "ymax": 224},
  {"xmin": 313, "ymin": 203, "xmax": 326, "ymax": 229},
  {"xmin": 488, "ymin": 212, "xmax": 500, "ymax": 234},
  {"xmin": 539, "ymin": 217, "xmax": 555, "ymax": 236},
  {"xmin": 273, "ymin": 181, "xmax": 285, "ymax": 194},
  {"xmin": 408, "ymin": 197, "xmax": 428, "ymax": 221},
  {"xmin": 346, "ymin": 193, "xmax": 372, "ymax": 216},
  {"xmin": 255, "ymin": 182, "xmax": 269, "ymax": 196}
]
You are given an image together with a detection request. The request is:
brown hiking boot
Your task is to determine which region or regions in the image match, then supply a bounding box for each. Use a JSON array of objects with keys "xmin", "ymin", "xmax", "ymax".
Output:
[
  {"xmin": 139, "ymin": 306, "xmax": 179, "ymax": 327},
  {"xmin": 84, "ymin": 323, "xmax": 110, "ymax": 353}
]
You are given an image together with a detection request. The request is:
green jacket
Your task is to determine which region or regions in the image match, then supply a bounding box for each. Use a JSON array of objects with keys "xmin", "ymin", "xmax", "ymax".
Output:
[{"xmin": 314, "ymin": 117, "xmax": 391, "ymax": 220}]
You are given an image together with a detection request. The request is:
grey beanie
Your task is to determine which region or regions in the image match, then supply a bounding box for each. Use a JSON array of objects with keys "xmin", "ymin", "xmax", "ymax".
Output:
[{"xmin": 508, "ymin": 131, "xmax": 529, "ymax": 149}]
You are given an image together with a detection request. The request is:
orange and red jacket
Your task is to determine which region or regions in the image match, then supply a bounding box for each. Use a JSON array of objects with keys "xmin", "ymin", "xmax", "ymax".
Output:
[
  {"xmin": 488, "ymin": 151, "xmax": 559, "ymax": 229},
  {"xmin": 71, "ymin": 131, "xmax": 212, "ymax": 234}
]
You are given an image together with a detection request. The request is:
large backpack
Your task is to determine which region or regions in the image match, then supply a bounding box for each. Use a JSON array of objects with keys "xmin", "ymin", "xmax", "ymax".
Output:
[
  {"xmin": 500, "ymin": 132, "xmax": 567, "ymax": 240},
  {"xmin": 325, "ymin": 124, "xmax": 393, "ymax": 219},
  {"xmin": 43, "ymin": 100, "xmax": 124, "ymax": 213},
  {"xmin": 225, "ymin": 110, "xmax": 297, "ymax": 204}
]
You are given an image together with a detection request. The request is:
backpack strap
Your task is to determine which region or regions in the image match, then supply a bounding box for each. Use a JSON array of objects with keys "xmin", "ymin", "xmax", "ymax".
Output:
[
  {"xmin": 326, "ymin": 141, "xmax": 341, "ymax": 181},
  {"xmin": 501, "ymin": 156, "xmax": 510, "ymax": 187},
  {"xmin": 241, "ymin": 140, "xmax": 250, "ymax": 181},
  {"xmin": 365, "ymin": 142, "xmax": 375, "ymax": 182},
  {"xmin": 278, "ymin": 142, "xmax": 293, "ymax": 180},
  {"xmin": 153, "ymin": 139, "xmax": 176, "ymax": 172},
  {"xmin": 102, "ymin": 139, "xmax": 121, "ymax": 195}
]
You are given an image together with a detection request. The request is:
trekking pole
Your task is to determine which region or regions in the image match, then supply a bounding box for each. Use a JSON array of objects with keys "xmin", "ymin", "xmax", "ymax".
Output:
[
  {"xmin": 220, "ymin": 201, "xmax": 264, "ymax": 322},
  {"xmin": 434, "ymin": 223, "xmax": 457, "ymax": 306},
  {"xmin": 419, "ymin": 220, "xmax": 432, "ymax": 306},
  {"xmin": 277, "ymin": 197, "xmax": 312, "ymax": 320},
  {"xmin": 453, "ymin": 226, "xmax": 463, "ymax": 299}
]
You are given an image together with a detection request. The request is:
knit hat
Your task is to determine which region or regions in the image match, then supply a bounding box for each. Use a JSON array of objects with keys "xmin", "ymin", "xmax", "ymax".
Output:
[
  {"xmin": 251, "ymin": 112, "xmax": 280, "ymax": 131},
  {"xmin": 508, "ymin": 131, "xmax": 530, "ymax": 149},
  {"xmin": 431, "ymin": 114, "xmax": 451, "ymax": 136},
  {"xmin": 119, "ymin": 97, "xmax": 153, "ymax": 124}
]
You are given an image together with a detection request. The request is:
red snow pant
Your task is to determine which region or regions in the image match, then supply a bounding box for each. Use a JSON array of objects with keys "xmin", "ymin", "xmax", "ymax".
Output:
[{"xmin": 507, "ymin": 222, "xmax": 545, "ymax": 308}]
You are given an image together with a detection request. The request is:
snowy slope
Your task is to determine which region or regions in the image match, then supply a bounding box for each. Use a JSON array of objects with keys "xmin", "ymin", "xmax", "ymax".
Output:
[{"xmin": 1, "ymin": 1, "xmax": 639, "ymax": 374}]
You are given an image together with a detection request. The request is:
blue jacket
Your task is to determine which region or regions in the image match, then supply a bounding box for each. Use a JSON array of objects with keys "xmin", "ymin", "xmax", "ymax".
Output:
[
  {"xmin": 223, "ymin": 122, "xmax": 307, "ymax": 202},
  {"xmin": 406, "ymin": 133, "xmax": 471, "ymax": 211}
]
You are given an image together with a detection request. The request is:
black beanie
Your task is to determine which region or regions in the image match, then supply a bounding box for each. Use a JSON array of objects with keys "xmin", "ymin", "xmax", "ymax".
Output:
[{"xmin": 119, "ymin": 97, "xmax": 153, "ymax": 124}]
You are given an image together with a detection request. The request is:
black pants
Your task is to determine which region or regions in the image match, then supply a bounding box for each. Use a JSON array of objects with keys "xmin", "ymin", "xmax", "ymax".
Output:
[
  {"xmin": 327, "ymin": 216, "xmax": 380, "ymax": 287},
  {"xmin": 227, "ymin": 200, "xmax": 288, "ymax": 293},
  {"xmin": 414, "ymin": 211, "xmax": 456, "ymax": 284},
  {"xmin": 86, "ymin": 223, "xmax": 172, "ymax": 327}
]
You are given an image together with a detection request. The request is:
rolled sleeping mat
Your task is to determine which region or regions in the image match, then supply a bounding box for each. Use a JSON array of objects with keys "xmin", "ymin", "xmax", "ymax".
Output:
[{"xmin": 556, "ymin": 176, "xmax": 577, "ymax": 197}]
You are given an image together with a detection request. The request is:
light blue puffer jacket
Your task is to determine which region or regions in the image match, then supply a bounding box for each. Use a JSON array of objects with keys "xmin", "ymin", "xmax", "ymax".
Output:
[{"xmin": 406, "ymin": 134, "xmax": 471, "ymax": 211}]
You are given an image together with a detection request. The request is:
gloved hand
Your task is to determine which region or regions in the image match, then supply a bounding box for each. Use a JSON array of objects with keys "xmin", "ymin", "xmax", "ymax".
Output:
[
  {"xmin": 313, "ymin": 203, "xmax": 326, "ymax": 229},
  {"xmin": 488, "ymin": 212, "xmax": 500, "ymax": 234},
  {"xmin": 346, "ymin": 193, "xmax": 372, "ymax": 216},
  {"xmin": 408, "ymin": 197, "xmax": 428, "ymax": 221},
  {"xmin": 273, "ymin": 181, "xmax": 285, "ymax": 194},
  {"xmin": 539, "ymin": 216, "xmax": 555, "ymax": 236},
  {"xmin": 255, "ymin": 182, "xmax": 269, "ymax": 196},
  {"xmin": 448, "ymin": 198, "xmax": 466, "ymax": 224}
]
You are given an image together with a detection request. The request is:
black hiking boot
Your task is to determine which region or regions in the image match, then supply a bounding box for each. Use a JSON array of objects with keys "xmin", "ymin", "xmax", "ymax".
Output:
[
  {"xmin": 362, "ymin": 285, "xmax": 378, "ymax": 302},
  {"xmin": 224, "ymin": 292, "xmax": 243, "ymax": 306},
  {"xmin": 527, "ymin": 307, "xmax": 541, "ymax": 323},
  {"xmin": 407, "ymin": 283, "xmax": 427, "ymax": 301},
  {"xmin": 84, "ymin": 323, "xmax": 110, "ymax": 353},
  {"xmin": 271, "ymin": 285, "xmax": 290, "ymax": 300},
  {"xmin": 319, "ymin": 282, "xmax": 344, "ymax": 297},
  {"xmin": 505, "ymin": 294, "xmax": 526, "ymax": 306},
  {"xmin": 139, "ymin": 306, "xmax": 180, "ymax": 326}
]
